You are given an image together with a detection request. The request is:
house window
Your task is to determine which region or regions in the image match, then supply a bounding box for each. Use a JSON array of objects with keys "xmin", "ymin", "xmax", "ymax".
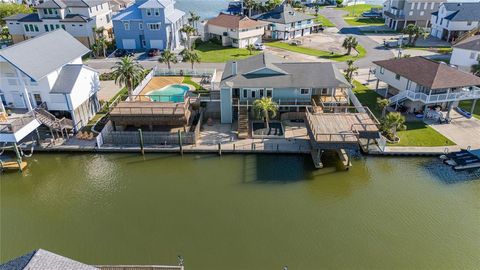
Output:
[
  {"xmin": 50, "ymin": 24, "xmax": 54, "ymax": 30},
  {"xmin": 266, "ymin": 88, "xmax": 272, "ymax": 97},
  {"xmin": 233, "ymin": 88, "xmax": 240, "ymax": 98},
  {"xmin": 147, "ymin": 23, "xmax": 160, "ymax": 30},
  {"xmin": 423, "ymin": 2, "xmax": 427, "ymax": 9},
  {"xmin": 470, "ymin": 52, "xmax": 476, "ymax": 59},
  {"xmin": 61, "ymin": 25, "xmax": 66, "ymax": 30},
  {"xmin": 44, "ymin": 25, "xmax": 49, "ymax": 31},
  {"xmin": 321, "ymin": 88, "xmax": 328, "ymax": 95},
  {"xmin": 380, "ymin": 67, "xmax": 384, "ymax": 74},
  {"xmin": 29, "ymin": 24, "xmax": 34, "ymax": 32},
  {"xmin": 420, "ymin": 11, "xmax": 424, "ymax": 16},
  {"xmin": 124, "ymin": 21, "xmax": 130, "ymax": 30},
  {"xmin": 24, "ymin": 25, "xmax": 29, "ymax": 31},
  {"xmin": 154, "ymin": 8, "xmax": 159, "ymax": 16},
  {"xmin": 411, "ymin": 2, "xmax": 415, "ymax": 9},
  {"xmin": 139, "ymin": 23, "xmax": 143, "ymax": 30},
  {"xmin": 243, "ymin": 89, "xmax": 248, "ymax": 98},
  {"xmin": 395, "ymin": 74, "xmax": 401, "ymax": 80},
  {"xmin": 251, "ymin": 90, "xmax": 256, "ymax": 98},
  {"xmin": 33, "ymin": 94, "xmax": 42, "ymax": 105},
  {"xmin": 147, "ymin": 9, "xmax": 152, "ymax": 16},
  {"xmin": 300, "ymin": 88, "xmax": 309, "ymax": 95},
  {"xmin": 406, "ymin": 80, "xmax": 412, "ymax": 90},
  {"xmin": 431, "ymin": 2, "xmax": 435, "ymax": 9},
  {"xmin": 141, "ymin": 39, "xmax": 146, "ymax": 47},
  {"xmin": 409, "ymin": 11, "xmax": 413, "ymax": 16}
]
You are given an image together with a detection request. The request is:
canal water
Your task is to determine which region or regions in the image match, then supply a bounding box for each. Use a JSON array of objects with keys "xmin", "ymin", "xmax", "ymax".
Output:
[{"xmin": 1, "ymin": 153, "xmax": 479, "ymax": 269}]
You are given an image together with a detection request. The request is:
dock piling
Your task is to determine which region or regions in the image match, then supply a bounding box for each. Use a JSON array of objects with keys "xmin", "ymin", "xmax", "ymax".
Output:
[{"xmin": 138, "ymin": 129, "xmax": 144, "ymax": 155}]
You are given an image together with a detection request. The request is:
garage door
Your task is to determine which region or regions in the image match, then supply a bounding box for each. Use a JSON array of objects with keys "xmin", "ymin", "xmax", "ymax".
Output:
[
  {"xmin": 122, "ymin": 39, "xmax": 136, "ymax": 49},
  {"xmin": 150, "ymin": 40, "xmax": 164, "ymax": 49}
]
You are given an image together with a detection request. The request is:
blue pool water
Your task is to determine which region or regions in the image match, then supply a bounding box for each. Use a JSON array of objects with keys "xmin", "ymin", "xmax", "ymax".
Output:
[{"xmin": 148, "ymin": 84, "xmax": 189, "ymax": 102}]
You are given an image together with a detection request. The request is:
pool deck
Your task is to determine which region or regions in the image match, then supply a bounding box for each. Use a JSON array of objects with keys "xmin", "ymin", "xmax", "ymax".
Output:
[{"xmin": 139, "ymin": 76, "xmax": 184, "ymax": 96}]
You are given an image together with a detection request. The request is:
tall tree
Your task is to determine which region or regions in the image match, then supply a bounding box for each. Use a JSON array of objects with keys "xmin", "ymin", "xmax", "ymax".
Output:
[
  {"xmin": 158, "ymin": 49, "xmax": 178, "ymax": 69},
  {"xmin": 246, "ymin": 44, "xmax": 255, "ymax": 55},
  {"xmin": 244, "ymin": 0, "xmax": 255, "ymax": 17},
  {"xmin": 412, "ymin": 27, "xmax": 428, "ymax": 46},
  {"xmin": 112, "ymin": 56, "xmax": 144, "ymax": 98},
  {"xmin": 180, "ymin": 24, "xmax": 195, "ymax": 49},
  {"xmin": 343, "ymin": 59, "xmax": 358, "ymax": 83},
  {"xmin": 180, "ymin": 49, "xmax": 200, "ymax": 69},
  {"xmin": 381, "ymin": 112, "xmax": 406, "ymax": 141},
  {"xmin": 0, "ymin": 3, "xmax": 33, "ymax": 26},
  {"xmin": 253, "ymin": 97, "xmax": 278, "ymax": 131},
  {"xmin": 377, "ymin": 97, "xmax": 390, "ymax": 118},
  {"xmin": 342, "ymin": 36, "xmax": 358, "ymax": 55},
  {"xmin": 403, "ymin": 24, "xmax": 417, "ymax": 45},
  {"xmin": 188, "ymin": 11, "xmax": 200, "ymax": 30}
]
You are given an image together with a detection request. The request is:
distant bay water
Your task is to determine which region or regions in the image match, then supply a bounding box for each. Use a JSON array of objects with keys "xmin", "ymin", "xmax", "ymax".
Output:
[{"xmin": 174, "ymin": 0, "xmax": 387, "ymax": 20}]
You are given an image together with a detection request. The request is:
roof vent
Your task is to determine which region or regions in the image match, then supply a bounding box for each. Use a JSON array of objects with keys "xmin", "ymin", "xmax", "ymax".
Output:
[{"xmin": 457, "ymin": 3, "xmax": 461, "ymax": 6}]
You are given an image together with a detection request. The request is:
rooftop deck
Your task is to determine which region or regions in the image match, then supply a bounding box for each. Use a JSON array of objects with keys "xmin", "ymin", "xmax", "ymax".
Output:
[{"xmin": 110, "ymin": 101, "xmax": 188, "ymax": 116}]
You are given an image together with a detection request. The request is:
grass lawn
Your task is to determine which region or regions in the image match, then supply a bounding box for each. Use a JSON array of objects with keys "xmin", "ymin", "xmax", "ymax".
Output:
[
  {"xmin": 351, "ymin": 81, "xmax": 455, "ymax": 147},
  {"xmin": 404, "ymin": 46, "xmax": 452, "ymax": 54},
  {"xmin": 344, "ymin": 17, "xmax": 385, "ymax": 26},
  {"xmin": 82, "ymin": 87, "xmax": 128, "ymax": 133},
  {"xmin": 392, "ymin": 122, "xmax": 455, "ymax": 147},
  {"xmin": 311, "ymin": 14, "xmax": 335, "ymax": 27},
  {"xmin": 459, "ymin": 100, "xmax": 480, "ymax": 119},
  {"xmin": 335, "ymin": 4, "xmax": 382, "ymax": 17},
  {"xmin": 182, "ymin": 76, "xmax": 204, "ymax": 91},
  {"xmin": 195, "ymin": 42, "xmax": 260, "ymax": 62},
  {"xmin": 266, "ymin": 41, "xmax": 366, "ymax": 62}
]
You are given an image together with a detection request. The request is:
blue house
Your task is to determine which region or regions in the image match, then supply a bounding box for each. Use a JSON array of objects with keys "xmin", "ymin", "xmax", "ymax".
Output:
[{"xmin": 112, "ymin": 0, "xmax": 185, "ymax": 50}]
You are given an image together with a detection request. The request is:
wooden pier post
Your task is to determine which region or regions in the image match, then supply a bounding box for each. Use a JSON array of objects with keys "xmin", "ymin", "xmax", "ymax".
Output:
[
  {"xmin": 178, "ymin": 130, "xmax": 183, "ymax": 155},
  {"xmin": 218, "ymin": 143, "xmax": 222, "ymax": 156},
  {"xmin": 138, "ymin": 129, "xmax": 144, "ymax": 155},
  {"xmin": 13, "ymin": 143, "xmax": 23, "ymax": 172}
]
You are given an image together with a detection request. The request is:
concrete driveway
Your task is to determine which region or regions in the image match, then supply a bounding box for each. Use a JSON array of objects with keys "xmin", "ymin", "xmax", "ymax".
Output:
[{"xmin": 429, "ymin": 111, "xmax": 480, "ymax": 149}]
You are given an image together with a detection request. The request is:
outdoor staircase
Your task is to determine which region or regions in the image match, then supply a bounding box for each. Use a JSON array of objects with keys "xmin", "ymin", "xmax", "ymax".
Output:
[
  {"xmin": 388, "ymin": 92, "xmax": 407, "ymax": 106},
  {"xmin": 453, "ymin": 26, "xmax": 480, "ymax": 45},
  {"xmin": 311, "ymin": 97, "xmax": 324, "ymax": 113},
  {"xmin": 238, "ymin": 105, "xmax": 249, "ymax": 139},
  {"xmin": 34, "ymin": 107, "xmax": 74, "ymax": 131}
]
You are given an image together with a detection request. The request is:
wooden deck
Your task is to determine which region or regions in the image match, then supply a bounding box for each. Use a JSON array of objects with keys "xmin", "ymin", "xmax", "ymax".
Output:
[
  {"xmin": 110, "ymin": 101, "xmax": 187, "ymax": 116},
  {"xmin": 306, "ymin": 111, "xmax": 379, "ymax": 145},
  {"xmin": 1, "ymin": 161, "xmax": 27, "ymax": 172}
]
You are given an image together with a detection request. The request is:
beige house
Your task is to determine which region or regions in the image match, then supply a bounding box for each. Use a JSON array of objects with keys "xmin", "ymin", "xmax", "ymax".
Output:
[{"xmin": 203, "ymin": 13, "xmax": 266, "ymax": 48}]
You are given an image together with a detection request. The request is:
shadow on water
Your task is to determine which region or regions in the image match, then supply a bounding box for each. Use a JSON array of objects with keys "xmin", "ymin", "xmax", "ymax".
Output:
[{"xmin": 422, "ymin": 159, "xmax": 480, "ymax": 184}]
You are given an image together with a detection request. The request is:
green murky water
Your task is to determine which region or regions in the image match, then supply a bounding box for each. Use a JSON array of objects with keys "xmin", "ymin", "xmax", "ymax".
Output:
[{"xmin": 1, "ymin": 153, "xmax": 479, "ymax": 269}]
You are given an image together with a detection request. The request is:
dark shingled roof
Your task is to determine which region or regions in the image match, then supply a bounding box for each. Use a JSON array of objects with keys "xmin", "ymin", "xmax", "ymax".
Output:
[
  {"xmin": 36, "ymin": 0, "xmax": 67, "ymax": 8},
  {"xmin": 253, "ymin": 5, "xmax": 314, "ymax": 24},
  {"xmin": 454, "ymin": 35, "xmax": 480, "ymax": 51},
  {"xmin": 5, "ymin": 13, "xmax": 42, "ymax": 22},
  {"xmin": 441, "ymin": 2, "xmax": 480, "ymax": 21},
  {"xmin": 373, "ymin": 56, "xmax": 480, "ymax": 89},
  {"xmin": 221, "ymin": 53, "xmax": 350, "ymax": 89},
  {"xmin": 60, "ymin": 14, "xmax": 91, "ymax": 22}
]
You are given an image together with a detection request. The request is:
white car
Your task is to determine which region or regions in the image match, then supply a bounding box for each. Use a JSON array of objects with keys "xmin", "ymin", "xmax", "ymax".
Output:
[{"xmin": 254, "ymin": 43, "xmax": 265, "ymax": 50}]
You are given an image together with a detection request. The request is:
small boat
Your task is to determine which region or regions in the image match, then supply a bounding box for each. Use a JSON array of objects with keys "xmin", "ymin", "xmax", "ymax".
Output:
[{"xmin": 455, "ymin": 107, "xmax": 472, "ymax": 119}]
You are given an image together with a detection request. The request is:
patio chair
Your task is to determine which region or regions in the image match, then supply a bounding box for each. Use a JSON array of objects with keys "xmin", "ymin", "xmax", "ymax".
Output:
[{"xmin": 0, "ymin": 112, "xmax": 7, "ymax": 122}]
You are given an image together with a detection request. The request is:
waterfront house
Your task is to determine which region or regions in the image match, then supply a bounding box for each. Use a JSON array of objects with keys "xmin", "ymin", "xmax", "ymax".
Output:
[
  {"xmin": 201, "ymin": 13, "xmax": 266, "ymax": 48},
  {"xmin": 253, "ymin": 5, "xmax": 315, "ymax": 40},
  {"xmin": 0, "ymin": 29, "xmax": 101, "ymax": 132},
  {"xmin": 450, "ymin": 35, "xmax": 480, "ymax": 71},
  {"xmin": 4, "ymin": 0, "xmax": 113, "ymax": 47},
  {"xmin": 430, "ymin": 2, "xmax": 480, "ymax": 42},
  {"xmin": 112, "ymin": 0, "xmax": 186, "ymax": 50},
  {"xmin": 219, "ymin": 53, "xmax": 351, "ymax": 136},
  {"xmin": 372, "ymin": 56, "xmax": 480, "ymax": 114},
  {"xmin": 382, "ymin": 0, "xmax": 443, "ymax": 31}
]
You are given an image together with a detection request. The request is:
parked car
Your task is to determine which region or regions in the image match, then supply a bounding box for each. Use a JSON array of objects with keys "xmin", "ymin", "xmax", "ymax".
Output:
[
  {"xmin": 254, "ymin": 43, "xmax": 265, "ymax": 50},
  {"xmin": 147, "ymin": 48, "xmax": 160, "ymax": 57},
  {"xmin": 125, "ymin": 50, "xmax": 135, "ymax": 57},
  {"xmin": 114, "ymin": 49, "xmax": 127, "ymax": 57}
]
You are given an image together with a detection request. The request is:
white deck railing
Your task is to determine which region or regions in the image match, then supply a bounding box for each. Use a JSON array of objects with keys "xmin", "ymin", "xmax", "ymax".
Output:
[{"xmin": 389, "ymin": 87, "xmax": 480, "ymax": 104}]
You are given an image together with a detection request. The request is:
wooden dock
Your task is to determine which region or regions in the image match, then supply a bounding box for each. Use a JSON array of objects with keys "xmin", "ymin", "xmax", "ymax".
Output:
[{"xmin": 0, "ymin": 161, "xmax": 27, "ymax": 172}]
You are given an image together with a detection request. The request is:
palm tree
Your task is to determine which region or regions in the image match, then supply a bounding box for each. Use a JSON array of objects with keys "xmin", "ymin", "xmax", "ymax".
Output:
[
  {"xmin": 244, "ymin": 0, "xmax": 255, "ymax": 16},
  {"xmin": 342, "ymin": 36, "xmax": 358, "ymax": 55},
  {"xmin": 246, "ymin": 44, "xmax": 255, "ymax": 55},
  {"xmin": 158, "ymin": 50, "xmax": 178, "ymax": 70},
  {"xmin": 253, "ymin": 97, "xmax": 278, "ymax": 131},
  {"xmin": 188, "ymin": 11, "xmax": 200, "ymax": 30},
  {"xmin": 91, "ymin": 42, "xmax": 101, "ymax": 58},
  {"xmin": 111, "ymin": 56, "xmax": 144, "ymax": 98},
  {"xmin": 403, "ymin": 24, "xmax": 417, "ymax": 45},
  {"xmin": 471, "ymin": 60, "xmax": 480, "ymax": 76},
  {"xmin": 180, "ymin": 49, "xmax": 200, "ymax": 69},
  {"xmin": 381, "ymin": 112, "xmax": 406, "ymax": 141},
  {"xmin": 377, "ymin": 97, "xmax": 390, "ymax": 118},
  {"xmin": 412, "ymin": 27, "xmax": 429, "ymax": 46},
  {"xmin": 180, "ymin": 24, "xmax": 196, "ymax": 49},
  {"xmin": 97, "ymin": 37, "xmax": 108, "ymax": 57},
  {"xmin": 343, "ymin": 59, "xmax": 358, "ymax": 83}
]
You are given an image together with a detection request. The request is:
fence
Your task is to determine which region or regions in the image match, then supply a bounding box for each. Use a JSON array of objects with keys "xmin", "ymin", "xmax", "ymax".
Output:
[
  {"xmin": 132, "ymin": 68, "xmax": 156, "ymax": 96},
  {"xmin": 280, "ymin": 112, "xmax": 305, "ymax": 121},
  {"xmin": 346, "ymin": 88, "xmax": 366, "ymax": 113},
  {"xmin": 154, "ymin": 68, "xmax": 216, "ymax": 78}
]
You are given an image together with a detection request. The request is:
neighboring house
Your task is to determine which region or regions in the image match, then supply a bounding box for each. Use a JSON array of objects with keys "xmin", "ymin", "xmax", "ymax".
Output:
[
  {"xmin": 202, "ymin": 13, "xmax": 266, "ymax": 48},
  {"xmin": 0, "ymin": 29, "xmax": 101, "ymax": 131},
  {"xmin": 451, "ymin": 35, "xmax": 480, "ymax": 71},
  {"xmin": 253, "ymin": 5, "xmax": 316, "ymax": 40},
  {"xmin": 112, "ymin": 0, "xmax": 185, "ymax": 50},
  {"xmin": 4, "ymin": 0, "xmax": 113, "ymax": 47},
  {"xmin": 0, "ymin": 249, "xmax": 98, "ymax": 270},
  {"xmin": 219, "ymin": 53, "xmax": 351, "ymax": 124},
  {"xmin": 382, "ymin": 0, "xmax": 443, "ymax": 31},
  {"xmin": 430, "ymin": 2, "xmax": 480, "ymax": 42},
  {"xmin": 109, "ymin": 0, "xmax": 133, "ymax": 12},
  {"xmin": 373, "ymin": 56, "xmax": 480, "ymax": 114}
]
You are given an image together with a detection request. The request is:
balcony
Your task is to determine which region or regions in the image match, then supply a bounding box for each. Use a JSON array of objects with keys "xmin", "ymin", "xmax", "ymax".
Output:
[
  {"xmin": 0, "ymin": 111, "xmax": 41, "ymax": 143},
  {"xmin": 389, "ymin": 87, "xmax": 480, "ymax": 104}
]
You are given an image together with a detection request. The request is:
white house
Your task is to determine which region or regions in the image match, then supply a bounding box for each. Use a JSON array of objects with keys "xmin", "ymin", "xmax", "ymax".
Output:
[
  {"xmin": 5, "ymin": 0, "xmax": 113, "ymax": 47},
  {"xmin": 373, "ymin": 56, "xmax": 480, "ymax": 115},
  {"xmin": 430, "ymin": 2, "xmax": 480, "ymax": 42},
  {"xmin": 253, "ymin": 5, "xmax": 316, "ymax": 40},
  {"xmin": 451, "ymin": 35, "xmax": 480, "ymax": 71},
  {"xmin": 0, "ymin": 29, "xmax": 101, "ymax": 132},
  {"xmin": 203, "ymin": 13, "xmax": 266, "ymax": 48}
]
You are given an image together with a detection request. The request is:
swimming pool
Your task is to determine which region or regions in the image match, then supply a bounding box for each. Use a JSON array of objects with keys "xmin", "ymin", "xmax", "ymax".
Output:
[{"xmin": 148, "ymin": 84, "xmax": 190, "ymax": 102}]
